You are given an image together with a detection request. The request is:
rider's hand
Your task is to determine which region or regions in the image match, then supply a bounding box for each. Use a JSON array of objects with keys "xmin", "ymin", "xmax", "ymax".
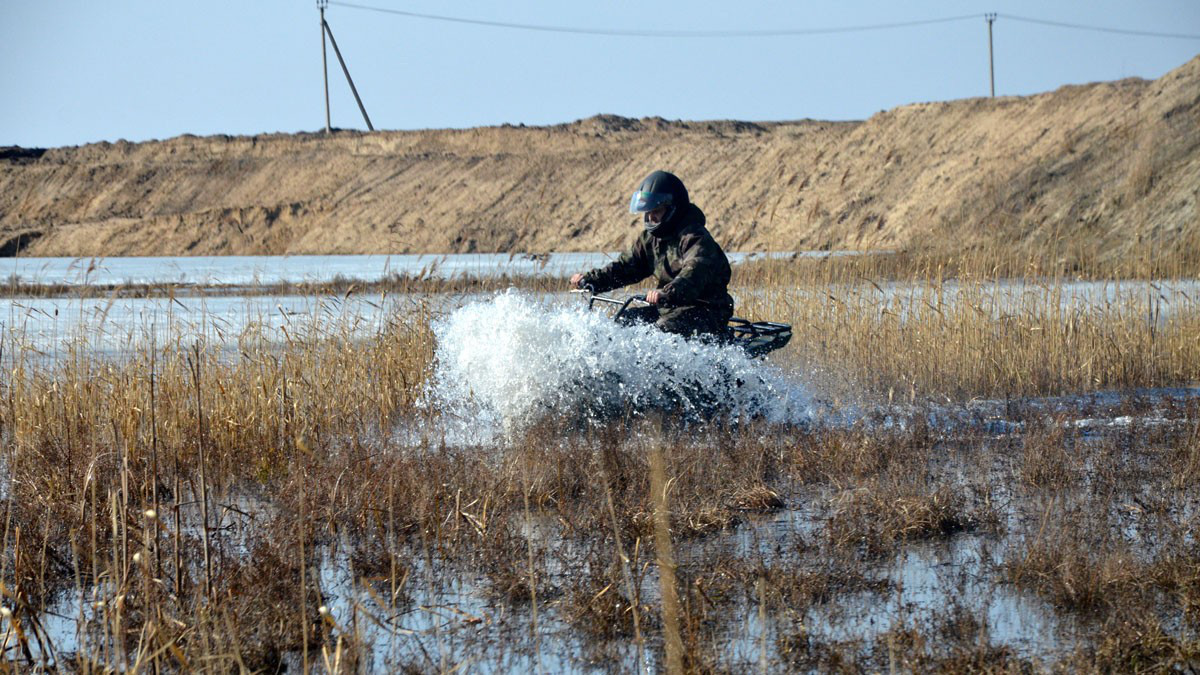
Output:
[
  {"xmin": 646, "ymin": 289, "xmax": 662, "ymax": 305},
  {"xmin": 570, "ymin": 273, "xmax": 585, "ymax": 288}
]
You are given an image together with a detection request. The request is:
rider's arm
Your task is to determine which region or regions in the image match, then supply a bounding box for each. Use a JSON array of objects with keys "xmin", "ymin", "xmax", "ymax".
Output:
[{"xmin": 580, "ymin": 235, "xmax": 652, "ymax": 293}]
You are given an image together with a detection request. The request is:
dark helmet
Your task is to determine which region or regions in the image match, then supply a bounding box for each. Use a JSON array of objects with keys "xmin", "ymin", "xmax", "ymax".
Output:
[{"xmin": 629, "ymin": 170, "xmax": 689, "ymax": 235}]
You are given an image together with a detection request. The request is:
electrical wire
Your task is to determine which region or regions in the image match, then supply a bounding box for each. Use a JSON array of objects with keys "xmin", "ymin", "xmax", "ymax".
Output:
[
  {"xmin": 1000, "ymin": 13, "xmax": 1200, "ymax": 41},
  {"xmin": 326, "ymin": 2, "xmax": 980, "ymax": 38},
  {"xmin": 326, "ymin": 2, "xmax": 1200, "ymax": 41},
  {"xmin": 998, "ymin": 13, "xmax": 1200, "ymax": 40}
]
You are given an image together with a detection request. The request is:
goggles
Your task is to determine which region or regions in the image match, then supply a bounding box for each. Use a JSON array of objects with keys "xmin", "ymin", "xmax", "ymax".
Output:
[{"xmin": 629, "ymin": 190, "xmax": 674, "ymax": 214}]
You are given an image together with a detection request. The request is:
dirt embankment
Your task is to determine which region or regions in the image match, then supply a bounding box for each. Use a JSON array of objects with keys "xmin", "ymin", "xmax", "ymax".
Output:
[{"xmin": 2, "ymin": 56, "xmax": 1198, "ymax": 269}]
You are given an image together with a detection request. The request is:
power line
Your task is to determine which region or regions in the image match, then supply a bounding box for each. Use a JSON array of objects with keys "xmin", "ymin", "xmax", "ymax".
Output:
[
  {"xmin": 326, "ymin": 3, "xmax": 1200, "ymax": 41},
  {"xmin": 326, "ymin": 2, "xmax": 980, "ymax": 38},
  {"xmin": 998, "ymin": 13, "xmax": 1200, "ymax": 40}
]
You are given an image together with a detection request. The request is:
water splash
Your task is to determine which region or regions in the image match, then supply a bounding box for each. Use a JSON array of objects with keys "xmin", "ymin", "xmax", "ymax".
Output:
[{"xmin": 428, "ymin": 290, "xmax": 814, "ymax": 435}]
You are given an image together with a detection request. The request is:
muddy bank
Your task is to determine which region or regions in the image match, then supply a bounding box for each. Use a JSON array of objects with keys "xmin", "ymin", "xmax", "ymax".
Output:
[{"xmin": 1, "ymin": 56, "xmax": 1198, "ymax": 268}]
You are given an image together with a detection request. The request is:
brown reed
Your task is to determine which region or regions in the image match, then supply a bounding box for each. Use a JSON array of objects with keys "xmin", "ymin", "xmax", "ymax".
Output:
[{"xmin": 0, "ymin": 253, "xmax": 1197, "ymax": 670}]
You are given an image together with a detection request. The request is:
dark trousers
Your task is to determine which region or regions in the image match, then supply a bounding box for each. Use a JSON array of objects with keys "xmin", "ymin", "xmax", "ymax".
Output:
[{"xmin": 618, "ymin": 304, "xmax": 732, "ymax": 341}]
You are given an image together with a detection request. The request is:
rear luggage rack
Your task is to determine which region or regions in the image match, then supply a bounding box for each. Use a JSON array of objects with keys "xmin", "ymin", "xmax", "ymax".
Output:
[{"xmin": 728, "ymin": 318, "xmax": 792, "ymax": 358}]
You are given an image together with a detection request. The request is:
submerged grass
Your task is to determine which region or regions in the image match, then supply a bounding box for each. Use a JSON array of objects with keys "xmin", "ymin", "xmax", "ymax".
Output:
[{"xmin": 0, "ymin": 255, "xmax": 1198, "ymax": 670}]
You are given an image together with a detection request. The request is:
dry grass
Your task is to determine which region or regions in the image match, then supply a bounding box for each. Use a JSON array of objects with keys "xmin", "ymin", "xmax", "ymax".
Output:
[
  {"xmin": 0, "ymin": 255, "xmax": 1198, "ymax": 669},
  {"xmin": 870, "ymin": 605, "xmax": 1035, "ymax": 674},
  {"xmin": 994, "ymin": 407, "xmax": 1200, "ymax": 672},
  {"xmin": 1017, "ymin": 419, "xmax": 1080, "ymax": 489},
  {"xmin": 733, "ymin": 255, "xmax": 1200, "ymax": 401},
  {"xmin": 1085, "ymin": 614, "xmax": 1200, "ymax": 673},
  {"xmin": 1, "ymin": 271, "xmax": 565, "ymax": 299},
  {"xmin": 825, "ymin": 482, "xmax": 989, "ymax": 557}
]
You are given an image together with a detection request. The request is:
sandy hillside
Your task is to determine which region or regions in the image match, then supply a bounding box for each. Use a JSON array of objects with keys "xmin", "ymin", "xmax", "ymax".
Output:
[{"xmin": 2, "ymin": 55, "xmax": 1198, "ymax": 268}]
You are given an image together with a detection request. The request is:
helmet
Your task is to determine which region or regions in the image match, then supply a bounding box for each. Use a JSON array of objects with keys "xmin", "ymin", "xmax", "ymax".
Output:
[{"xmin": 629, "ymin": 170, "xmax": 689, "ymax": 235}]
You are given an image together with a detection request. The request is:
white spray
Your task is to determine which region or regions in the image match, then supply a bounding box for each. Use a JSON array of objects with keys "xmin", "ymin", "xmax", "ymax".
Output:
[{"xmin": 427, "ymin": 290, "xmax": 814, "ymax": 436}]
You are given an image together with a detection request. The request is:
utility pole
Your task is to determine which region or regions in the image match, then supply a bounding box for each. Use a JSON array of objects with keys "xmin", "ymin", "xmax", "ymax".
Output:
[
  {"xmin": 986, "ymin": 13, "xmax": 996, "ymax": 97},
  {"xmin": 319, "ymin": 0, "xmax": 330, "ymax": 134},
  {"xmin": 317, "ymin": 1, "xmax": 375, "ymax": 133}
]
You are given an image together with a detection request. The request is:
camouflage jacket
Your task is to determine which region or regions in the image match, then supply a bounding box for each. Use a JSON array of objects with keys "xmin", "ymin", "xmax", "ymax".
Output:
[{"xmin": 581, "ymin": 204, "xmax": 734, "ymax": 318}]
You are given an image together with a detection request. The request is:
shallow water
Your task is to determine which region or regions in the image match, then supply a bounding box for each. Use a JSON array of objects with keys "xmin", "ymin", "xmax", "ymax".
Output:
[
  {"xmin": 4, "ymin": 279, "xmax": 1196, "ymax": 365},
  {"xmin": 4, "ymin": 258, "xmax": 1198, "ymax": 670},
  {"xmin": 10, "ymin": 376, "xmax": 1199, "ymax": 671},
  {"xmin": 22, "ymin": 480, "xmax": 1118, "ymax": 671},
  {"xmin": 0, "ymin": 293, "xmax": 419, "ymax": 361},
  {"xmin": 765, "ymin": 277, "xmax": 1200, "ymax": 322},
  {"xmin": 0, "ymin": 252, "xmax": 811, "ymax": 288}
]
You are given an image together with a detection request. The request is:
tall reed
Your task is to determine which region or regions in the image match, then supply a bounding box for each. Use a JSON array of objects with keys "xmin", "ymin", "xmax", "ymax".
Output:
[{"xmin": 1, "ymin": 250, "xmax": 1197, "ymax": 669}]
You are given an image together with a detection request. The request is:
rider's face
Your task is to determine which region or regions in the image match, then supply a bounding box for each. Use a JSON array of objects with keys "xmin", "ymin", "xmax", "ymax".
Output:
[{"xmin": 646, "ymin": 205, "xmax": 669, "ymax": 225}]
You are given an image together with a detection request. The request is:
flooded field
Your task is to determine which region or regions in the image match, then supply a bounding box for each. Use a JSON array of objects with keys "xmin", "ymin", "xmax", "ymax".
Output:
[
  {"xmin": 2, "ymin": 252, "xmax": 829, "ymax": 289},
  {"xmin": 1, "ymin": 255, "xmax": 1198, "ymax": 671}
]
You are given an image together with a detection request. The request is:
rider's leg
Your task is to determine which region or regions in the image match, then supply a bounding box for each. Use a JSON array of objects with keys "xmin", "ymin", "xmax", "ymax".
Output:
[
  {"xmin": 655, "ymin": 306, "xmax": 732, "ymax": 341},
  {"xmin": 616, "ymin": 306, "xmax": 659, "ymax": 327}
]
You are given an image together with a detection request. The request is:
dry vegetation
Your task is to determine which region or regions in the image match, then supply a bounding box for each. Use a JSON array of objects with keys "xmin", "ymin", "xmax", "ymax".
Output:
[
  {"xmin": 739, "ymin": 253, "xmax": 1200, "ymax": 401},
  {"xmin": 0, "ymin": 257, "xmax": 1198, "ymax": 671}
]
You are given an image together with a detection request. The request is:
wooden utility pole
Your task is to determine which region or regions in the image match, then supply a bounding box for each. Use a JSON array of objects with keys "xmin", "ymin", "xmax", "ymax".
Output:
[
  {"xmin": 320, "ymin": 0, "xmax": 331, "ymax": 134},
  {"xmin": 318, "ymin": 0, "xmax": 374, "ymax": 132},
  {"xmin": 986, "ymin": 13, "xmax": 996, "ymax": 97}
]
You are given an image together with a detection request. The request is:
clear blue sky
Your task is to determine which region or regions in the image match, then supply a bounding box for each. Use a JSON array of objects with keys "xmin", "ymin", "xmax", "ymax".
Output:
[{"xmin": 3, "ymin": 1, "xmax": 1198, "ymax": 148}]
